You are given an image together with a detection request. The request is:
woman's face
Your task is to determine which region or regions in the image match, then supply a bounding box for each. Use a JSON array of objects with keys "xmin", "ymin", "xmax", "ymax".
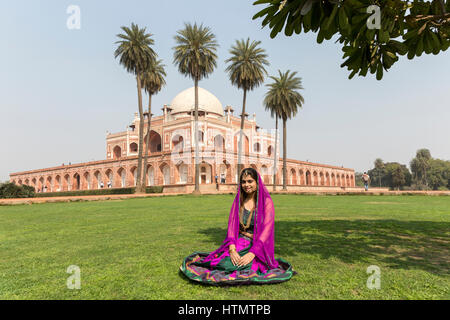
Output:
[{"xmin": 241, "ymin": 173, "xmax": 257, "ymax": 195}]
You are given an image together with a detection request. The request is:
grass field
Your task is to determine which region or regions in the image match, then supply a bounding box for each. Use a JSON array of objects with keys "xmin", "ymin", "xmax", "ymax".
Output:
[{"xmin": 0, "ymin": 194, "xmax": 449, "ymax": 299}]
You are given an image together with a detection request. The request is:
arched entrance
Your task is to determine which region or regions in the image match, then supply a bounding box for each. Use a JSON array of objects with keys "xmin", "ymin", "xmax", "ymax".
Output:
[
  {"xmin": 147, "ymin": 165, "xmax": 155, "ymax": 186},
  {"xmin": 73, "ymin": 173, "xmax": 81, "ymax": 190},
  {"xmin": 290, "ymin": 168, "xmax": 297, "ymax": 185},
  {"xmin": 177, "ymin": 162, "xmax": 188, "ymax": 184},
  {"xmin": 200, "ymin": 162, "xmax": 212, "ymax": 184},
  {"xmin": 160, "ymin": 163, "xmax": 170, "ymax": 185},
  {"xmin": 305, "ymin": 171, "xmax": 311, "ymax": 186},
  {"xmin": 219, "ymin": 161, "xmax": 231, "ymax": 184}
]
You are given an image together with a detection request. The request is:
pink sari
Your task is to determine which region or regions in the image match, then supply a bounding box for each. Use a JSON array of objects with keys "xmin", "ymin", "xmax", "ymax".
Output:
[{"xmin": 180, "ymin": 171, "xmax": 296, "ymax": 285}]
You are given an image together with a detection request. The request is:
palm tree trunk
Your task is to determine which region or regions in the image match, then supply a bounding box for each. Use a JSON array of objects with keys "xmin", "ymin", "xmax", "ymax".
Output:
[
  {"xmin": 282, "ymin": 117, "xmax": 287, "ymax": 191},
  {"xmin": 141, "ymin": 93, "xmax": 152, "ymax": 190},
  {"xmin": 238, "ymin": 88, "xmax": 247, "ymax": 182},
  {"xmin": 273, "ymin": 116, "xmax": 278, "ymax": 192},
  {"xmin": 135, "ymin": 72, "xmax": 145, "ymax": 193},
  {"xmin": 193, "ymin": 78, "xmax": 200, "ymax": 194}
]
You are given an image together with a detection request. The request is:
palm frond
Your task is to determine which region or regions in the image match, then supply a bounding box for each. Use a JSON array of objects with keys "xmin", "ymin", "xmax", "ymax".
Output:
[
  {"xmin": 264, "ymin": 70, "xmax": 305, "ymax": 120},
  {"xmin": 141, "ymin": 59, "xmax": 167, "ymax": 95},
  {"xmin": 172, "ymin": 23, "xmax": 218, "ymax": 81},
  {"xmin": 114, "ymin": 23, "xmax": 156, "ymax": 75},
  {"xmin": 225, "ymin": 38, "xmax": 269, "ymax": 91}
]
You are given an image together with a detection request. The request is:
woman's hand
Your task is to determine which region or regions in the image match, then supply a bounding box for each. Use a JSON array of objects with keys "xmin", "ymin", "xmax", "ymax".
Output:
[
  {"xmin": 229, "ymin": 250, "xmax": 241, "ymax": 266},
  {"xmin": 237, "ymin": 252, "xmax": 255, "ymax": 267}
]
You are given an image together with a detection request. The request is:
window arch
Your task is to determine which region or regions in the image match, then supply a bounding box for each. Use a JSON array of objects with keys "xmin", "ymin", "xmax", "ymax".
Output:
[
  {"xmin": 129, "ymin": 142, "xmax": 138, "ymax": 153},
  {"xmin": 113, "ymin": 146, "xmax": 122, "ymax": 159}
]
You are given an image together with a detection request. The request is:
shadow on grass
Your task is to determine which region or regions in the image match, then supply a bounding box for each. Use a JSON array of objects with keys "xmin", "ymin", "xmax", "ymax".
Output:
[{"xmin": 197, "ymin": 220, "xmax": 449, "ymax": 276}]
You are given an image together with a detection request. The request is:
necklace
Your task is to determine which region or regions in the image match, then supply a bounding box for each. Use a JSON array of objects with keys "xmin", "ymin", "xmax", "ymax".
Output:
[{"xmin": 240, "ymin": 206, "xmax": 254, "ymax": 231}]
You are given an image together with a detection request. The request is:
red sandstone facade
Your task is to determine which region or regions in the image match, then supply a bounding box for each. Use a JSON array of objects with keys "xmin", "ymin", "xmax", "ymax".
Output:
[{"xmin": 9, "ymin": 87, "xmax": 355, "ymax": 192}]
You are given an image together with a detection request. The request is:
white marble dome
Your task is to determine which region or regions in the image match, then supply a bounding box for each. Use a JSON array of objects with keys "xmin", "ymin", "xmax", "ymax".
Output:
[{"xmin": 169, "ymin": 87, "xmax": 223, "ymax": 116}]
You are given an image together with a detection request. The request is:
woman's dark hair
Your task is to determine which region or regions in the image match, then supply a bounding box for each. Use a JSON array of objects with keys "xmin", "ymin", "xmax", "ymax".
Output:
[{"xmin": 239, "ymin": 167, "xmax": 259, "ymax": 217}]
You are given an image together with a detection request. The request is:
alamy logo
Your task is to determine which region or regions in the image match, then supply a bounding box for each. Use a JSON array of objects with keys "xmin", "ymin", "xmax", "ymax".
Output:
[
  {"xmin": 66, "ymin": 265, "xmax": 81, "ymax": 289},
  {"xmin": 366, "ymin": 265, "xmax": 381, "ymax": 290},
  {"xmin": 367, "ymin": 5, "xmax": 381, "ymax": 30},
  {"xmin": 66, "ymin": 5, "xmax": 81, "ymax": 30}
]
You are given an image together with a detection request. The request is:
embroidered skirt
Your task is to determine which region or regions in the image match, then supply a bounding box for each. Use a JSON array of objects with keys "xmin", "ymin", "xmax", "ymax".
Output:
[{"xmin": 180, "ymin": 234, "xmax": 297, "ymax": 285}]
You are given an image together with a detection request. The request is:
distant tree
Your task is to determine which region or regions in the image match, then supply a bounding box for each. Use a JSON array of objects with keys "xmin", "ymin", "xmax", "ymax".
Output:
[
  {"xmin": 410, "ymin": 148, "xmax": 432, "ymax": 189},
  {"xmin": 173, "ymin": 23, "xmax": 218, "ymax": 194},
  {"xmin": 385, "ymin": 162, "xmax": 411, "ymax": 189},
  {"xmin": 369, "ymin": 161, "xmax": 411, "ymax": 189},
  {"xmin": 115, "ymin": 23, "xmax": 156, "ymax": 193},
  {"xmin": 253, "ymin": 0, "xmax": 450, "ymax": 80},
  {"xmin": 141, "ymin": 59, "xmax": 166, "ymax": 190},
  {"xmin": 390, "ymin": 163, "xmax": 406, "ymax": 190},
  {"xmin": 225, "ymin": 38, "xmax": 269, "ymax": 178},
  {"xmin": 264, "ymin": 70, "xmax": 305, "ymax": 190},
  {"xmin": 427, "ymin": 158, "xmax": 450, "ymax": 190},
  {"xmin": 373, "ymin": 158, "xmax": 385, "ymax": 187},
  {"xmin": 369, "ymin": 150, "xmax": 449, "ymax": 190}
]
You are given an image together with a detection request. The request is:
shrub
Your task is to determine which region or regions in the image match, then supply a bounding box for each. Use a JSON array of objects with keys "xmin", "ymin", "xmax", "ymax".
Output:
[
  {"xmin": 34, "ymin": 186, "xmax": 163, "ymax": 198},
  {"xmin": 145, "ymin": 186, "xmax": 163, "ymax": 193},
  {"xmin": 0, "ymin": 182, "xmax": 35, "ymax": 198}
]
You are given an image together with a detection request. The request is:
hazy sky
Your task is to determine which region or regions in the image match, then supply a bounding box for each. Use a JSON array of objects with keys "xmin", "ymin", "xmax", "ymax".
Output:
[{"xmin": 1, "ymin": 0, "xmax": 449, "ymax": 182}]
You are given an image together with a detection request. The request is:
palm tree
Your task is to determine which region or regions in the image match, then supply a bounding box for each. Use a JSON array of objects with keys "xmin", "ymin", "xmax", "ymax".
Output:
[
  {"xmin": 411, "ymin": 148, "xmax": 432, "ymax": 188},
  {"xmin": 264, "ymin": 70, "xmax": 304, "ymax": 190},
  {"xmin": 225, "ymin": 38, "xmax": 269, "ymax": 179},
  {"xmin": 173, "ymin": 23, "xmax": 218, "ymax": 194},
  {"xmin": 374, "ymin": 158, "xmax": 384, "ymax": 187},
  {"xmin": 115, "ymin": 23, "xmax": 156, "ymax": 193},
  {"xmin": 264, "ymin": 103, "xmax": 282, "ymax": 191},
  {"xmin": 140, "ymin": 59, "xmax": 166, "ymax": 190}
]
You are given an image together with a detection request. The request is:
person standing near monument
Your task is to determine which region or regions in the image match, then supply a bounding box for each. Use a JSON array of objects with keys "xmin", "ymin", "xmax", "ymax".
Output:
[{"xmin": 362, "ymin": 172, "xmax": 370, "ymax": 191}]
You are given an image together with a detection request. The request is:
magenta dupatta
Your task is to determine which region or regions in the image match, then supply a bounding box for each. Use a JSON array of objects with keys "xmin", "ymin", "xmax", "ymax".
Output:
[{"xmin": 202, "ymin": 171, "xmax": 279, "ymax": 269}]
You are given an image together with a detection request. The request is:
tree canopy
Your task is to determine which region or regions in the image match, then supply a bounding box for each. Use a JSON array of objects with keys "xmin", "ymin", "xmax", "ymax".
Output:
[
  {"xmin": 172, "ymin": 23, "xmax": 218, "ymax": 81},
  {"xmin": 253, "ymin": 0, "xmax": 450, "ymax": 80},
  {"xmin": 366, "ymin": 149, "xmax": 450, "ymax": 190}
]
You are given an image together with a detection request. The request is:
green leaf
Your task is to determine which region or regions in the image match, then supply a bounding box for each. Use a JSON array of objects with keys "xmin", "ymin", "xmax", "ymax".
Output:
[
  {"xmin": 348, "ymin": 69, "xmax": 358, "ymax": 79},
  {"xmin": 338, "ymin": 6, "xmax": 350, "ymax": 31},
  {"xmin": 359, "ymin": 65, "xmax": 368, "ymax": 76},
  {"xmin": 379, "ymin": 30, "xmax": 390, "ymax": 43},
  {"xmin": 415, "ymin": 36, "xmax": 424, "ymax": 56},
  {"xmin": 376, "ymin": 63, "xmax": 383, "ymax": 80},
  {"xmin": 352, "ymin": 13, "xmax": 369, "ymax": 25},
  {"xmin": 385, "ymin": 50, "xmax": 397, "ymax": 60},
  {"xmin": 389, "ymin": 40, "xmax": 408, "ymax": 55},
  {"xmin": 423, "ymin": 30, "xmax": 433, "ymax": 54},
  {"xmin": 325, "ymin": 4, "xmax": 339, "ymax": 31},
  {"xmin": 365, "ymin": 29, "xmax": 376, "ymax": 41},
  {"xmin": 317, "ymin": 29, "xmax": 325, "ymax": 44},
  {"xmin": 403, "ymin": 28, "xmax": 418, "ymax": 40},
  {"xmin": 303, "ymin": 6, "xmax": 313, "ymax": 32},
  {"xmin": 252, "ymin": 6, "xmax": 276, "ymax": 20},
  {"xmin": 285, "ymin": 12, "xmax": 295, "ymax": 36}
]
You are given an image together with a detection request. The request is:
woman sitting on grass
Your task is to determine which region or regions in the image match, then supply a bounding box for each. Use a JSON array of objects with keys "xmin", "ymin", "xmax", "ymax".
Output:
[{"xmin": 180, "ymin": 167, "xmax": 297, "ymax": 285}]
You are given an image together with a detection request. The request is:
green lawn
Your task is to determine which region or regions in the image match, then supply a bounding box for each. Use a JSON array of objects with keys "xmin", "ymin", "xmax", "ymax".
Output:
[{"xmin": 0, "ymin": 194, "xmax": 449, "ymax": 299}]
